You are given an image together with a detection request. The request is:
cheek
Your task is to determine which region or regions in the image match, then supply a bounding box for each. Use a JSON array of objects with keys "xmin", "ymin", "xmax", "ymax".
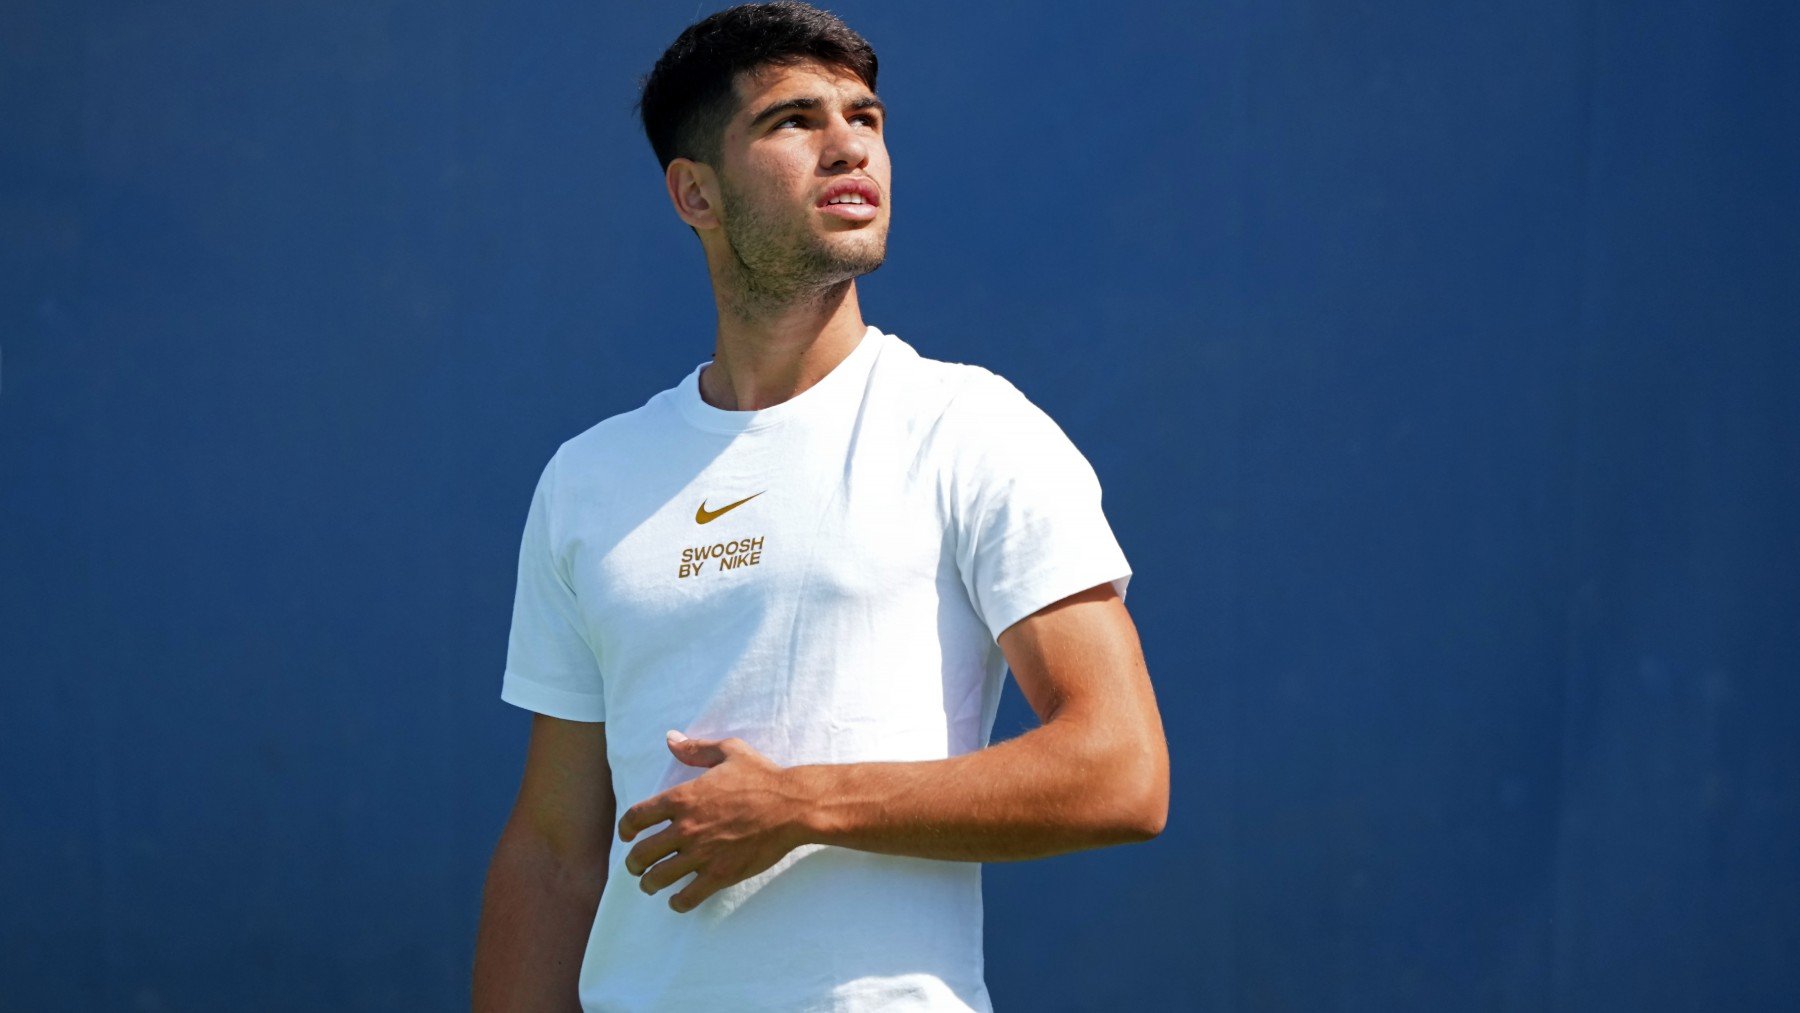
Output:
[{"xmin": 741, "ymin": 173, "xmax": 806, "ymax": 217}]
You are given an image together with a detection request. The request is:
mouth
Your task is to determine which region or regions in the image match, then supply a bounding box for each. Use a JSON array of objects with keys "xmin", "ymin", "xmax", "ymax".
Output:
[{"xmin": 816, "ymin": 178, "xmax": 881, "ymax": 222}]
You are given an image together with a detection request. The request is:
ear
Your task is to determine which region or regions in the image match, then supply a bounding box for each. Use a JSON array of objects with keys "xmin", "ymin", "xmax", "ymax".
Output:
[{"xmin": 667, "ymin": 157, "xmax": 721, "ymax": 230}]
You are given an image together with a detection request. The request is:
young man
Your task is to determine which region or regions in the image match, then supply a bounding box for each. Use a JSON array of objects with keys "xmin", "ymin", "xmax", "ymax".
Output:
[{"xmin": 471, "ymin": 3, "xmax": 1169, "ymax": 1010}]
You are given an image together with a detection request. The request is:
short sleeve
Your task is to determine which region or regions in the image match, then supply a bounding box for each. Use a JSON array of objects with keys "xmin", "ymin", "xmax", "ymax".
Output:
[
  {"xmin": 499, "ymin": 451, "xmax": 607, "ymax": 722},
  {"xmin": 946, "ymin": 372, "xmax": 1133, "ymax": 642}
]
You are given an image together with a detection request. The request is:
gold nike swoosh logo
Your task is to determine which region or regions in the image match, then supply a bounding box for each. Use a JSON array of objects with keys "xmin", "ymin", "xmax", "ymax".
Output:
[{"xmin": 695, "ymin": 491, "xmax": 764, "ymax": 524}]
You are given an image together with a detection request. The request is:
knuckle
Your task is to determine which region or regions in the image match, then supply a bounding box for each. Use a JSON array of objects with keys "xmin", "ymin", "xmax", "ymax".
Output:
[{"xmin": 640, "ymin": 860, "xmax": 671, "ymax": 893}]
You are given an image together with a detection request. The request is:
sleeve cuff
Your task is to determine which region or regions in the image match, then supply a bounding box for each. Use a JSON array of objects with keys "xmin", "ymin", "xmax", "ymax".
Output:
[
  {"xmin": 500, "ymin": 669, "xmax": 607, "ymax": 723},
  {"xmin": 983, "ymin": 556, "xmax": 1133, "ymax": 642}
]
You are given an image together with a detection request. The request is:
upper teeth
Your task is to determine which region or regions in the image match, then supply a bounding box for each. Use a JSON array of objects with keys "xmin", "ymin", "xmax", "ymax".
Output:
[{"xmin": 829, "ymin": 193, "xmax": 866, "ymax": 204}]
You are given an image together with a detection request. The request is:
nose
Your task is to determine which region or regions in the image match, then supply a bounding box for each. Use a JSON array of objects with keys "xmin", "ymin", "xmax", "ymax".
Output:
[{"xmin": 819, "ymin": 113, "xmax": 870, "ymax": 171}]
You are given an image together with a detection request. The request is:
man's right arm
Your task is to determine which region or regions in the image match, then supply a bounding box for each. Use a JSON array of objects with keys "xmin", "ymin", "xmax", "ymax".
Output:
[{"xmin": 472, "ymin": 713, "xmax": 615, "ymax": 1012}]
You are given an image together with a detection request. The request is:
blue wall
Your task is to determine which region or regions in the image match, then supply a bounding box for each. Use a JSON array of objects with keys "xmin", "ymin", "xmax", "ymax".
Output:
[{"xmin": 3, "ymin": 2, "xmax": 1795, "ymax": 1009}]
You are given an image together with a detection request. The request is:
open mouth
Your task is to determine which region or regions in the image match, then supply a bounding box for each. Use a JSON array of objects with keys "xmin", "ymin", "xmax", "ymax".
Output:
[{"xmin": 817, "ymin": 179, "xmax": 881, "ymax": 221}]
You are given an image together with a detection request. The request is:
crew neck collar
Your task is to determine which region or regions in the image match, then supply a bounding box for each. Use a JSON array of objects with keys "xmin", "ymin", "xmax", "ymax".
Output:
[{"xmin": 674, "ymin": 324, "xmax": 885, "ymax": 434}]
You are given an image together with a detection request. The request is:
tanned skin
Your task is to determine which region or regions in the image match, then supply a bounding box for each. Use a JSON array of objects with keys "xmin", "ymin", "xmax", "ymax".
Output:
[{"xmin": 472, "ymin": 717, "xmax": 612, "ymax": 1012}]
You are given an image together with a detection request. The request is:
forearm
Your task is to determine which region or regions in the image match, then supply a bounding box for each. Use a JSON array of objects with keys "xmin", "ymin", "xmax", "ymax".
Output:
[
  {"xmin": 471, "ymin": 822, "xmax": 608, "ymax": 1011},
  {"xmin": 785, "ymin": 710, "xmax": 1165, "ymax": 863}
]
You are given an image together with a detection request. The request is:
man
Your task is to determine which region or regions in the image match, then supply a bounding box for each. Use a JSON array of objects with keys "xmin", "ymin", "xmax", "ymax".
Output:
[{"xmin": 471, "ymin": 3, "xmax": 1169, "ymax": 1010}]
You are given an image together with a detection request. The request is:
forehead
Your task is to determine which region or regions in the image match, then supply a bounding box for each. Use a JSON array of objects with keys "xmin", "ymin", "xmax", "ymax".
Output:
[{"xmin": 730, "ymin": 59, "xmax": 875, "ymax": 123}]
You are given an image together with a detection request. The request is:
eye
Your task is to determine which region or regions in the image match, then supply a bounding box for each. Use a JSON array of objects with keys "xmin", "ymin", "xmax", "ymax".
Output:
[{"xmin": 772, "ymin": 112, "xmax": 881, "ymax": 131}]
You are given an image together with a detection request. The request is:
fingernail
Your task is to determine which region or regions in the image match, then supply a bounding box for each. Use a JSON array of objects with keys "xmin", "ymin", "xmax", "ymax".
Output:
[{"xmin": 666, "ymin": 729, "xmax": 688, "ymax": 743}]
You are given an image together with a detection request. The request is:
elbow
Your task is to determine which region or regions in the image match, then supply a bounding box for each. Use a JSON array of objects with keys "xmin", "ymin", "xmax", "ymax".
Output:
[
  {"xmin": 1123, "ymin": 772, "xmax": 1169, "ymax": 842},
  {"xmin": 1055, "ymin": 705, "xmax": 1170, "ymax": 846},
  {"xmin": 494, "ymin": 815, "xmax": 611, "ymax": 896},
  {"xmin": 1143, "ymin": 797, "xmax": 1169, "ymax": 840},
  {"xmin": 1119, "ymin": 726, "xmax": 1170, "ymax": 842},
  {"xmin": 1091, "ymin": 746, "xmax": 1169, "ymax": 844}
]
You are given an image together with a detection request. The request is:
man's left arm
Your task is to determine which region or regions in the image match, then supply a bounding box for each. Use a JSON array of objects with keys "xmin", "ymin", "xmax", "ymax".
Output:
[
  {"xmin": 792, "ymin": 580, "xmax": 1167, "ymax": 859},
  {"xmin": 616, "ymin": 581, "xmax": 1169, "ymax": 912}
]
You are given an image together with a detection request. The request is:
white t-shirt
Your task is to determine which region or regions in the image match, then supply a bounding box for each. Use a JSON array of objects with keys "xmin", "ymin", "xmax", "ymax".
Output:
[{"xmin": 501, "ymin": 324, "xmax": 1132, "ymax": 1012}]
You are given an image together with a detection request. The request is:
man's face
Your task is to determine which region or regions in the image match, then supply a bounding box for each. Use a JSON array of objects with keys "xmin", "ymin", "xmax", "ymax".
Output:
[{"xmin": 709, "ymin": 59, "xmax": 891, "ymax": 286}]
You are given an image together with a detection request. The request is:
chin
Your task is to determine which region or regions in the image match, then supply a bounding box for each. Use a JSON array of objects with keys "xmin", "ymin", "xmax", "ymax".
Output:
[{"xmin": 816, "ymin": 231, "xmax": 885, "ymax": 257}]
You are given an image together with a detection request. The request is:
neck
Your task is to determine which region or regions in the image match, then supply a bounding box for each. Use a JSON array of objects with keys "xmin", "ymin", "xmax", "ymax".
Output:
[{"xmin": 699, "ymin": 278, "xmax": 870, "ymax": 413}]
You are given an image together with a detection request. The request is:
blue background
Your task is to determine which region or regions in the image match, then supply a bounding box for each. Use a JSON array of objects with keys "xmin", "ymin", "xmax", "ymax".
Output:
[{"xmin": 3, "ymin": 1, "xmax": 1796, "ymax": 1010}]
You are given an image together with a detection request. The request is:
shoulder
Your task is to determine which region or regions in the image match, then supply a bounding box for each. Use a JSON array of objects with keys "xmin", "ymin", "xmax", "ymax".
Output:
[
  {"xmin": 882, "ymin": 338, "xmax": 1094, "ymax": 499},
  {"xmin": 877, "ymin": 332, "xmax": 1044, "ymax": 436},
  {"xmin": 934, "ymin": 363, "xmax": 1068, "ymax": 453},
  {"xmin": 557, "ymin": 384, "xmax": 681, "ymax": 464},
  {"xmin": 536, "ymin": 375, "xmax": 692, "ymax": 502},
  {"xmin": 519, "ymin": 381, "xmax": 686, "ymax": 522}
]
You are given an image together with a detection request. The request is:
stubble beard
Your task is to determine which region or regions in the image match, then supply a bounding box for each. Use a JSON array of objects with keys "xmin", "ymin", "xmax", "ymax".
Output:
[{"xmin": 716, "ymin": 173, "xmax": 887, "ymax": 318}]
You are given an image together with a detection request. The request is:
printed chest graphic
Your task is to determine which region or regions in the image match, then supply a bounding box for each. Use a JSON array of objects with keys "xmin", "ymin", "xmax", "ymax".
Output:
[{"xmin": 677, "ymin": 490, "xmax": 768, "ymax": 579}]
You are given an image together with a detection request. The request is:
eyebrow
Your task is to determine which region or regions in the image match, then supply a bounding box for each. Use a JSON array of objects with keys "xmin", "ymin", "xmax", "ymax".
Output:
[{"xmin": 746, "ymin": 94, "xmax": 886, "ymax": 129}]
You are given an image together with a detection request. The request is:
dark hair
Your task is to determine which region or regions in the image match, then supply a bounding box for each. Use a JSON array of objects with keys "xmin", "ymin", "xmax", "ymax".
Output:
[{"xmin": 635, "ymin": 2, "xmax": 879, "ymax": 173}]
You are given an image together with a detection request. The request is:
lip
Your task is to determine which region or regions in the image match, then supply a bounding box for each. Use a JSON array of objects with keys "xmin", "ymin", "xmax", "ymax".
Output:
[
  {"xmin": 819, "ymin": 202, "xmax": 878, "ymax": 221},
  {"xmin": 815, "ymin": 177, "xmax": 882, "ymax": 219}
]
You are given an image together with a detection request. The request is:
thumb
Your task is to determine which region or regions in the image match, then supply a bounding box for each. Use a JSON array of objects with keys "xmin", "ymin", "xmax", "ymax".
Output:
[{"xmin": 666, "ymin": 730, "xmax": 729, "ymax": 768}]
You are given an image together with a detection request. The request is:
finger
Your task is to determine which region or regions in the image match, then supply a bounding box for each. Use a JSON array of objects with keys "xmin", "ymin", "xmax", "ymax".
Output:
[
  {"xmin": 639, "ymin": 849, "xmax": 703, "ymax": 897},
  {"xmin": 624, "ymin": 822, "xmax": 685, "ymax": 877},
  {"xmin": 669, "ymin": 871, "xmax": 726, "ymax": 914},
  {"xmin": 667, "ymin": 733, "xmax": 731, "ymax": 768},
  {"xmin": 618, "ymin": 793, "xmax": 679, "ymax": 842}
]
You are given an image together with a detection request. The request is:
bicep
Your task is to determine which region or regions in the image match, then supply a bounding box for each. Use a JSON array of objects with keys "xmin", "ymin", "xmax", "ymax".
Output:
[
  {"xmin": 997, "ymin": 582, "xmax": 1162, "ymax": 746},
  {"xmin": 507, "ymin": 713, "xmax": 616, "ymax": 866},
  {"xmin": 998, "ymin": 581, "xmax": 1171, "ymax": 839}
]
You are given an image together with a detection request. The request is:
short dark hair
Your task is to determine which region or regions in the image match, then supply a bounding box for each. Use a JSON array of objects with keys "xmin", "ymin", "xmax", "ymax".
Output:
[{"xmin": 635, "ymin": 2, "xmax": 879, "ymax": 173}]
